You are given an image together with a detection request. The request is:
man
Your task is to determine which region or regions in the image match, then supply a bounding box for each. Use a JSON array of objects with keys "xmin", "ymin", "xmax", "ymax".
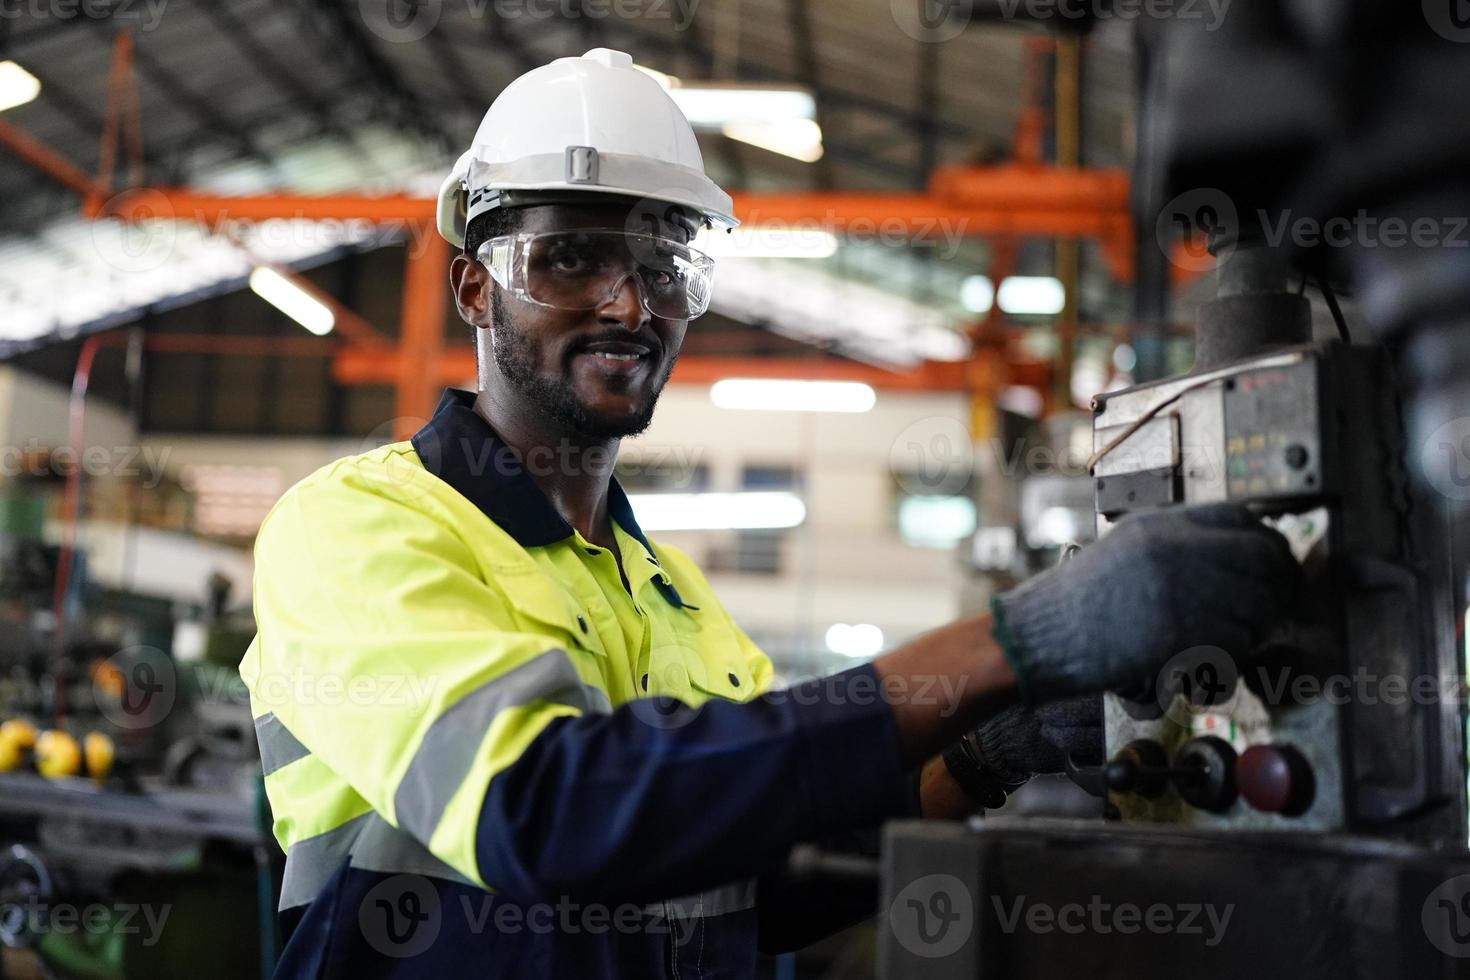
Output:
[{"xmin": 242, "ymin": 48, "xmax": 1298, "ymax": 978}]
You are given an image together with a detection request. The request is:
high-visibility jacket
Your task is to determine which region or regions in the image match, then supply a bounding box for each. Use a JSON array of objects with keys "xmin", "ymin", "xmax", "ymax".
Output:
[{"xmin": 243, "ymin": 388, "xmax": 911, "ymax": 977}]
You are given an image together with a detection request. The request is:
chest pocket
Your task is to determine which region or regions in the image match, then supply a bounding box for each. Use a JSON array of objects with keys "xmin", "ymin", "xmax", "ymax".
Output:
[
  {"xmin": 490, "ymin": 563, "xmax": 610, "ymax": 664},
  {"xmin": 647, "ymin": 611, "xmax": 754, "ymax": 709}
]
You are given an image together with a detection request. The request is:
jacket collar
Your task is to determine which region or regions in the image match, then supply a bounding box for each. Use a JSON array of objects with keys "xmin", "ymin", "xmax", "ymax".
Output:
[{"xmin": 411, "ymin": 388, "xmax": 693, "ymax": 609}]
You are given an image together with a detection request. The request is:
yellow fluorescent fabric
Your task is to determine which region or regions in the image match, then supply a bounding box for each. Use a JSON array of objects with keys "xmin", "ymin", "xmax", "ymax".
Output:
[{"xmin": 243, "ymin": 440, "xmax": 774, "ymax": 889}]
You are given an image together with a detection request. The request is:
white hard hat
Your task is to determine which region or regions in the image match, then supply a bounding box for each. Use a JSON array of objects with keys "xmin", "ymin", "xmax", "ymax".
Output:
[{"xmin": 436, "ymin": 48, "xmax": 737, "ymax": 248}]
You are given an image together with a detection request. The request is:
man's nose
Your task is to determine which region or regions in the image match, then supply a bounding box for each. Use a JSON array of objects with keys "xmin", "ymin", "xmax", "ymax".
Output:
[{"xmin": 597, "ymin": 272, "xmax": 650, "ymax": 331}]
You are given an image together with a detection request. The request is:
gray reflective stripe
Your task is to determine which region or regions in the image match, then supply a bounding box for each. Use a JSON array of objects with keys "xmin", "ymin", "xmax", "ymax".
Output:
[
  {"xmin": 254, "ymin": 712, "xmax": 310, "ymax": 776},
  {"xmin": 649, "ymin": 879, "xmax": 759, "ymax": 919},
  {"xmin": 279, "ymin": 812, "xmax": 372, "ymax": 910},
  {"xmin": 349, "ymin": 812, "xmax": 472, "ymax": 887},
  {"xmin": 393, "ymin": 649, "xmax": 607, "ymax": 843},
  {"xmin": 279, "ymin": 813, "xmax": 473, "ymax": 910}
]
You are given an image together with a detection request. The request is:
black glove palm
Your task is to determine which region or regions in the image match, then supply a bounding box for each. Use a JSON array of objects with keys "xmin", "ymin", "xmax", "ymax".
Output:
[{"xmin": 992, "ymin": 503, "xmax": 1298, "ymax": 703}]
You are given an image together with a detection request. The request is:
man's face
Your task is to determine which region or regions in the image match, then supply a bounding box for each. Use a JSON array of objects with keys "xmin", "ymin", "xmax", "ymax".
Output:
[{"xmin": 481, "ymin": 203, "xmax": 691, "ymax": 440}]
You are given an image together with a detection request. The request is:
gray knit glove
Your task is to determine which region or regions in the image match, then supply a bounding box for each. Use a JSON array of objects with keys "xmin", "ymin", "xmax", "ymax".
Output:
[
  {"xmin": 991, "ymin": 503, "xmax": 1298, "ymax": 704},
  {"xmin": 973, "ymin": 694, "xmax": 1103, "ymax": 782}
]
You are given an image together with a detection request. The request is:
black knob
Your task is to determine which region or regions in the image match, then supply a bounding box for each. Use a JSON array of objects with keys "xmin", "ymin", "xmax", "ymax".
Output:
[
  {"xmin": 1104, "ymin": 740, "xmax": 1170, "ymax": 797},
  {"xmin": 1284, "ymin": 444, "xmax": 1310, "ymax": 470},
  {"xmin": 1173, "ymin": 736, "xmax": 1238, "ymax": 813}
]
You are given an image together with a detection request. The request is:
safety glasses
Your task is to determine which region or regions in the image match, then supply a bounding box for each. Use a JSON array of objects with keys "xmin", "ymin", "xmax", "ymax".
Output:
[{"xmin": 477, "ymin": 229, "xmax": 715, "ymax": 320}]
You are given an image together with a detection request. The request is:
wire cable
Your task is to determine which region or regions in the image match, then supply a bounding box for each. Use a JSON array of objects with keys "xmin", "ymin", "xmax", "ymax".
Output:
[
  {"xmin": 1086, "ymin": 376, "xmax": 1221, "ymax": 474},
  {"xmin": 1314, "ymin": 273, "xmax": 1352, "ymax": 343}
]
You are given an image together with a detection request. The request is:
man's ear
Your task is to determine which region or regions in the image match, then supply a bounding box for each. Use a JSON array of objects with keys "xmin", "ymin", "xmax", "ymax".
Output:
[{"xmin": 450, "ymin": 253, "xmax": 493, "ymax": 328}]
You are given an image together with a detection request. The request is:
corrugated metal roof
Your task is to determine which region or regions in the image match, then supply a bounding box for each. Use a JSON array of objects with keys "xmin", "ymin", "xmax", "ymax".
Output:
[{"xmin": 0, "ymin": 0, "xmax": 1136, "ymax": 359}]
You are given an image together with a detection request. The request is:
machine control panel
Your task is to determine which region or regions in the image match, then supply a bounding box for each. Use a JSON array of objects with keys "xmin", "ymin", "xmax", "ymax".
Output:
[{"xmin": 1088, "ymin": 343, "xmax": 1462, "ymax": 842}]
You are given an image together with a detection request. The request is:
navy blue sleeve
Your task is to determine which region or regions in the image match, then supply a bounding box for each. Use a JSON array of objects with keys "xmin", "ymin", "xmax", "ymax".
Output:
[{"xmin": 474, "ymin": 663, "xmax": 909, "ymax": 905}]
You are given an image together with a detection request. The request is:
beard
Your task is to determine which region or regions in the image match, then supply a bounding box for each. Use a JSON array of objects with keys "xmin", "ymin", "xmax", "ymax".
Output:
[{"xmin": 489, "ymin": 292, "xmax": 676, "ymax": 440}]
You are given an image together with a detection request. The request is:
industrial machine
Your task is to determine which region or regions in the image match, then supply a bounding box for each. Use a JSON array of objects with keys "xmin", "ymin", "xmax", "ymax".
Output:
[
  {"xmin": 0, "ymin": 502, "xmax": 275, "ymax": 978},
  {"xmin": 879, "ymin": 244, "xmax": 1470, "ymax": 979},
  {"xmin": 879, "ymin": 2, "xmax": 1470, "ymax": 973}
]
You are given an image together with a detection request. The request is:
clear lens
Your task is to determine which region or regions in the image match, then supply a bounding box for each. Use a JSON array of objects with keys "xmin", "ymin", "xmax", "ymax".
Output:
[{"xmin": 487, "ymin": 230, "xmax": 713, "ymax": 319}]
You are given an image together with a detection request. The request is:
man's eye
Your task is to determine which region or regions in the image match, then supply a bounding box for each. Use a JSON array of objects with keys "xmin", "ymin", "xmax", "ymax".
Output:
[{"xmin": 549, "ymin": 251, "xmax": 589, "ymax": 273}]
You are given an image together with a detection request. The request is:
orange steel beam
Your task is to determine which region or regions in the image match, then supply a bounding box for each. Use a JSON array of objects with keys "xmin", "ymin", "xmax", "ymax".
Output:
[
  {"xmin": 334, "ymin": 348, "xmax": 979, "ymax": 392},
  {"xmin": 0, "ymin": 115, "xmax": 1168, "ymax": 286},
  {"xmin": 104, "ymin": 173, "xmax": 1144, "ymax": 281},
  {"xmin": 101, "ymin": 188, "xmax": 438, "ymax": 225},
  {"xmin": 105, "ymin": 166, "xmax": 1130, "ymax": 223},
  {"xmin": 0, "ymin": 119, "xmax": 101, "ymax": 199},
  {"xmin": 394, "ymin": 235, "xmax": 451, "ymax": 437}
]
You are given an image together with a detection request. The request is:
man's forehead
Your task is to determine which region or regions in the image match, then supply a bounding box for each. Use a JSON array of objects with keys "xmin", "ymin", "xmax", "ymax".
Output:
[{"xmin": 512, "ymin": 202, "xmax": 695, "ymax": 241}]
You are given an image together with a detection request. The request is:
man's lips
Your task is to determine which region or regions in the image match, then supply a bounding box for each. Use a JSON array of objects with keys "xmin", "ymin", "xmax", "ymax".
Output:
[{"xmin": 572, "ymin": 339, "xmax": 657, "ymax": 370}]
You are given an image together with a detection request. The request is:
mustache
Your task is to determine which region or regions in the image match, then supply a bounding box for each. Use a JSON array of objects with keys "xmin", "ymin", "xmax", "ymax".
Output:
[{"xmin": 569, "ymin": 331, "xmax": 664, "ymax": 357}]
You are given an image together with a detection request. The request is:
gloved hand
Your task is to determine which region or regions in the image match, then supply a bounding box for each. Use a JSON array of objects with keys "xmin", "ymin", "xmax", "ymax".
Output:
[
  {"xmin": 976, "ymin": 694, "xmax": 1103, "ymax": 780},
  {"xmin": 942, "ymin": 695, "xmax": 1102, "ymax": 806},
  {"xmin": 991, "ymin": 503, "xmax": 1298, "ymax": 704}
]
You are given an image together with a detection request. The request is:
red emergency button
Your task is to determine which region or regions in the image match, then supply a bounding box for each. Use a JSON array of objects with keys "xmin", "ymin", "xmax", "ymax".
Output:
[{"xmin": 1236, "ymin": 744, "xmax": 1314, "ymax": 816}]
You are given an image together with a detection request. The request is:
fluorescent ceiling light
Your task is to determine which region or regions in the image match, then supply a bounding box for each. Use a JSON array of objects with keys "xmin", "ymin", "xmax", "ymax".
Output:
[
  {"xmin": 698, "ymin": 226, "xmax": 837, "ymax": 259},
  {"xmin": 710, "ymin": 378, "xmax": 876, "ymax": 413},
  {"xmin": 248, "ymin": 267, "xmax": 335, "ymax": 335},
  {"xmin": 898, "ymin": 496, "xmax": 977, "ymax": 550},
  {"xmin": 633, "ymin": 64, "xmax": 676, "ymax": 90},
  {"xmin": 825, "ymin": 623, "xmax": 885, "ymax": 658},
  {"xmin": 960, "ymin": 275, "xmax": 994, "ymax": 314},
  {"xmin": 0, "ymin": 61, "xmax": 41, "ymax": 112},
  {"xmin": 628, "ymin": 491, "xmax": 806, "ymax": 531},
  {"xmin": 997, "ymin": 276, "xmax": 1066, "ymax": 316},
  {"xmin": 721, "ymin": 118, "xmax": 824, "ymax": 163},
  {"xmin": 997, "ymin": 385, "xmax": 1044, "ymax": 419},
  {"xmin": 667, "ymin": 84, "xmax": 815, "ymax": 127}
]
